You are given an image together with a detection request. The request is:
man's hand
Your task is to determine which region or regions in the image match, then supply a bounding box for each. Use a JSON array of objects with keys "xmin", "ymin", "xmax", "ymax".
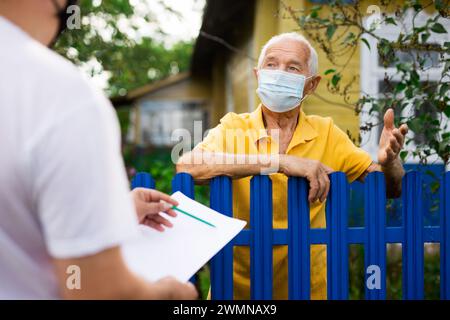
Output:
[
  {"xmin": 152, "ymin": 277, "xmax": 199, "ymax": 300},
  {"xmin": 131, "ymin": 188, "xmax": 178, "ymax": 232},
  {"xmin": 280, "ymin": 155, "xmax": 334, "ymax": 203},
  {"xmin": 378, "ymin": 108, "xmax": 408, "ymax": 167}
]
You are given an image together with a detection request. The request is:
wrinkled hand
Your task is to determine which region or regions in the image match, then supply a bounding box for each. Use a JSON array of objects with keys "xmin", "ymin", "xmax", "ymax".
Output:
[
  {"xmin": 131, "ymin": 188, "xmax": 178, "ymax": 232},
  {"xmin": 281, "ymin": 155, "xmax": 334, "ymax": 203},
  {"xmin": 378, "ymin": 109, "xmax": 408, "ymax": 167},
  {"xmin": 153, "ymin": 277, "xmax": 198, "ymax": 300}
]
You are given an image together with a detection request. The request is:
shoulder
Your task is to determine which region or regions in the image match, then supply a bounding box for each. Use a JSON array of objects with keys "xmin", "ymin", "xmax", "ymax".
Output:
[
  {"xmin": 5, "ymin": 35, "xmax": 110, "ymax": 115},
  {"xmin": 303, "ymin": 113, "xmax": 335, "ymax": 133},
  {"xmin": 218, "ymin": 112, "xmax": 253, "ymax": 129},
  {"xmin": 35, "ymin": 46, "xmax": 106, "ymax": 105}
]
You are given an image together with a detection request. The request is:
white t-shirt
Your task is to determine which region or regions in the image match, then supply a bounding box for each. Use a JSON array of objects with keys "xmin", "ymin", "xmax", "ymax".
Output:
[{"xmin": 0, "ymin": 16, "xmax": 139, "ymax": 299}]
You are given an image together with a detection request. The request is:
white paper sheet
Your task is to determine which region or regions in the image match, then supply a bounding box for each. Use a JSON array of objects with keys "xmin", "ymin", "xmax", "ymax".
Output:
[{"xmin": 121, "ymin": 191, "xmax": 246, "ymax": 282}]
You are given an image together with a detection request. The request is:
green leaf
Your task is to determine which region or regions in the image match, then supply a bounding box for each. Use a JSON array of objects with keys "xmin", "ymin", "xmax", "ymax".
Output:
[
  {"xmin": 430, "ymin": 181, "xmax": 440, "ymax": 193},
  {"xmin": 435, "ymin": 0, "xmax": 444, "ymax": 10},
  {"xmin": 431, "ymin": 23, "xmax": 447, "ymax": 34},
  {"xmin": 444, "ymin": 105, "xmax": 450, "ymax": 118},
  {"xmin": 421, "ymin": 33, "xmax": 430, "ymax": 43},
  {"xmin": 442, "ymin": 132, "xmax": 450, "ymax": 140},
  {"xmin": 407, "ymin": 118, "xmax": 421, "ymax": 133},
  {"xmin": 410, "ymin": 70, "xmax": 420, "ymax": 86},
  {"xmin": 413, "ymin": 3, "xmax": 422, "ymax": 11},
  {"xmin": 324, "ymin": 68, "xmax": 336, "ymax": 75},
  {"xmin": 425, "ymin": 170, "xmax": 438, "ymax": 179},
  {"xmin": 440, "ymin": 83, "xmax": 449, "ymax": 96},
  {"xmin": 326, "ymin": 24, "xmax": 337, "ymax": 40},
  {"xmin": 395, "ymin": 82, "xmax": 406, "ymax": 92},
  {"xmin": 385, "ymin": 17, "xmax": 397, "ymax": 26},
  {"xmin": 399, "ymin": 150, "xmax": 408, "ymax": 161},
  {"xmin": 361, "ymin": 38, "xmax": 371, "ymax": 50},
  {"xmin": 331, "ymin": 73, "xmax": 341, "ymax": 87}
]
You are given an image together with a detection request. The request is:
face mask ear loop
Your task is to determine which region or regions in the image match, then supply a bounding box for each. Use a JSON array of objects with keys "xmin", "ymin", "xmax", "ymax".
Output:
[{"xmin": 301, "ymin": 74, "xmax": 316, "ymax": 100}]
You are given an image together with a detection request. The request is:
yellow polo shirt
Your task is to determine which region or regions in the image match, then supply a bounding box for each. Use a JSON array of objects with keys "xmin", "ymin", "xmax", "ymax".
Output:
[{"xmin": 197, "ymin": 105, "xmax": 372, "ymax": 299}]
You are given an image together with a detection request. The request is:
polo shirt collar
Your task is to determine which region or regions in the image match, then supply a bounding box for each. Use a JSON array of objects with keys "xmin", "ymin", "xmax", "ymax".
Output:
[{"xmin": 249, "ymin": 104, "xmax": 318, "ymax": 150}]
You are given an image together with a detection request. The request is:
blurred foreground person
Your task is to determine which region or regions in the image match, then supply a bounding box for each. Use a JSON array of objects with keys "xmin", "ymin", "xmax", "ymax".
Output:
[{"xmin": 0, "ymin": 0, "xmax": 197, "ymax": 300}]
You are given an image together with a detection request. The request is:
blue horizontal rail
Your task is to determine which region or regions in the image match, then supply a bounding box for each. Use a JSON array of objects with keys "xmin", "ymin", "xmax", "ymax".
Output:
[{"xmin": 131, "ymin": 171, "xmax": 450, "ymax": 300}]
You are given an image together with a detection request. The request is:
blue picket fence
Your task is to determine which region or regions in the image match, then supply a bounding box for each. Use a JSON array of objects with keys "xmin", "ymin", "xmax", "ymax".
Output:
[{"xmin": 131, "ymin": 171, "xmax": 450, "ymax": 300}]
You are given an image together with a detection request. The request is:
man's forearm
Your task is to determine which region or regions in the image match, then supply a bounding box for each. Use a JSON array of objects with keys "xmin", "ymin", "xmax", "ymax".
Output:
[
  {"xmin": 381, "ymin": 157, "xmax": 405, "ymax": 198},
  {"xmin": 176, "ymin": 150, "xmax": 282, "ymax": 182}
]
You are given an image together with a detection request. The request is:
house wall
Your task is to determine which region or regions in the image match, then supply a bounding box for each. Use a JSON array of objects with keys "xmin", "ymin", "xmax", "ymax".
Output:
[
  {"xmin": 131, "ymin": 76, "xmax": 211, "ymax": 146},
  {"xmin": 211, "ymin": 54, "xmax": 227, "ymax": 126},
  {"xmin": 210, "ymin": 8, "xmax": 256, "ymax": 122}
]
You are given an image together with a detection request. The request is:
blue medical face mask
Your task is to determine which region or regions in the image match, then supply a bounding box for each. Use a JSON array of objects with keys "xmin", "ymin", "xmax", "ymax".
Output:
[{"xmin": 256, "ymin": 69, "xmax": 314, "ymax": 113}]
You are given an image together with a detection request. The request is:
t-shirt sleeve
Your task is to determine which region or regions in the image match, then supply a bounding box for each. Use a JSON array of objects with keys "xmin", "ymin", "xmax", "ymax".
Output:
[
  {"xmin": 195, "ymin": 113, "xmax": 235, "ymax": 153},
  {"xmin": 329, "ymin": 122, "xmax": 373, "ymax": 183},
  {"xmin": 28, "ymin": 95, "xmax": 139, "ymax": 259}
]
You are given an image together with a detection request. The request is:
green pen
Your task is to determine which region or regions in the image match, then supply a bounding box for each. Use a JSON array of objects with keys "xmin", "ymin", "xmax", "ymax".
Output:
[{"xmin": 171, "ymin": 206, "xmax": 216, "ymax": 228}]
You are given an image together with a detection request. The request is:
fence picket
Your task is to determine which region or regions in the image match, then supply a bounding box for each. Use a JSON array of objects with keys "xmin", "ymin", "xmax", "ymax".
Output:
[
  {"xmin": 250, "ymin": 175, "xmax": 273, "ymax": 299},
  {"xmin": 365, "ymin": 172, "xmax": 387, "ymax": 300},
  {"xmin": 441, "ymin": 171, "xmax": 450, "ymax": 300},
  {"xmin": 288, "ymin": 177, "xmax": 310, "ymax": 299},
  {"xmin": 131, "ymin": 172, "xmax": 155, "ymax": 189},
  {"xmin": 172, "ymin": 172, "xmax": 195, "ymax": 199},
  {"xmin": 210, "ymin": 176, "xmax": 234, "ymax": 300},
  {"xmin": 327, "ymin": 172, "xmax": 349, "ymax": 299},
  {"xmin": 402, "ymin": 171, "xmax": 424, "ymax": 299}
]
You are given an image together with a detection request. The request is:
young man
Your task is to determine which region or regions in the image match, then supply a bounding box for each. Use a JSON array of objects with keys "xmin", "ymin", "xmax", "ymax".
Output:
[{"xmin": 0, "ymin": 0, "xmax": 197, "ymax": 299}]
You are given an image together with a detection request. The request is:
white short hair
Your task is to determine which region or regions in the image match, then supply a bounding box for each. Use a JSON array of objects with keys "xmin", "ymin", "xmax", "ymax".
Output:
[{"xmin": 257, "ymin": 32, "xmax": 319, "ymax": 75}]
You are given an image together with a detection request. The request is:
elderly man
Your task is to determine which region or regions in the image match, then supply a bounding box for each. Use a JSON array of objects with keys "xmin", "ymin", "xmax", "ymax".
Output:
[
  {"xmin": 177, "ymin": 32, "xmax": 408, "ymax": 299},
  {"xmin": 0, "ymin": 0, "xmax": 197, "ymax": 299}
]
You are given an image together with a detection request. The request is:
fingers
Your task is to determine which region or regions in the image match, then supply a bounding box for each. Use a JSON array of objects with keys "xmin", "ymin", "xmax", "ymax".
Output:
[
  {"xmin": 307, "ymin": 166, "xmax": 330, "ymax": 203},
  {"xmin": 156, "ymin": 277, "xmax": 199, "ymax": 300},
  {"xmin": 143, "ymin": 218, "xmax": 165, "ymax": 232},
  {"xmin": 399, "ymin": 123, "xmax": 409, "ymax": 136},
  {"xmin": 143, "ymin": 214, "xmax": 174, "ymax": 232},
  {"xmin": 165, "ymin": 208, "xmax": 178, "ymax": 218},
  {"xmin": 320, "ymin": 171, "xmax": 330, "ymax": 203},
  {"xmin": 149, "ymin": 190, "xmax": 179, "ymax": 206},
  {"xmin": 392, "ymin": 129, "xmax": 404, "ymax": 147},
  {"xmin": 385, "ymin": 147, "xmax": 396, "ymax": 161},
  {"xmin": 323, "ymin": 164, "xmax": 335, "ymax": 175},
  {"xmin": 316, "ymin": 168, "xmax": 330, "ymax": 203},
  {"xmin": 145, "ymin": 201, "xmax": 175, "ymax": 215},
  {"xmin": 383, "ymin": 108, "xmax": 395, "ymax": 130},
  {"xmin": 152, "ymin": 214, "xmax": 174, "ymax": 228},
  {"xmin": 180, "ymin": 282, "xmax": 199, "ymax": 300},
  {"xmin": 308, "ymin": 178, "xmax": 320, "ymax": 203},
  {"xmin": 388, "ymin": 136, "xmax": 401, "ymax": 154}
]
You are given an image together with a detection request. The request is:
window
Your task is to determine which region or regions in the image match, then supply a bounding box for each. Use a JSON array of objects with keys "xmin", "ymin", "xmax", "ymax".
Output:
[{"xmin": 137, "ymin": 100, "xmax": 208, "ymax": 147}]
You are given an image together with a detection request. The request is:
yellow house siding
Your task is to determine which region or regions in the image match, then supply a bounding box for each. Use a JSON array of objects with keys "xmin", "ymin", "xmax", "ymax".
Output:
[
  {"xmin": 211, "ymin": 54, "xmax": 226, "ymax": 126},
  {"xmin": 228, "ymin": 46, "xmax": 251, "ymax": 114},
  {"xmin": 223, "ymin": 19, "xmax": 255, "ymax": 115},
  {"xmin": 252, "ymin": 0, "xmax": 279, "ymax": 110}
]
